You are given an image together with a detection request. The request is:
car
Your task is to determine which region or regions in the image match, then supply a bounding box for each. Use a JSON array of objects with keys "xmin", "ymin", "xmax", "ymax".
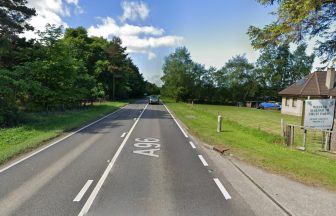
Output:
[
  {"xmin": 149, "ymin": 95, "xmax": 160, "ymax": 104},
  {"xmin": 257, "ymin": 102, "xmax": 281, "ymax": 110}
]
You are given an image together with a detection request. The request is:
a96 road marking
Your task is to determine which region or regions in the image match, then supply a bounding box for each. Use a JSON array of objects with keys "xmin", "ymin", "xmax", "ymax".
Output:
[{"xmin": 133, "ymin": 138, "xmax": 160, "ymax": 158}]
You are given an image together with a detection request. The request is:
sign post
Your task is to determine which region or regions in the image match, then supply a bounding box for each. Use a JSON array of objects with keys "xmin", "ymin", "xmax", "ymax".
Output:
[
  {"xmin": 304, "ymin": 99, "xmax": 335, "ymax": 130},
  {"xmin": 302, "ymin": 99, "xmax": 336, "ymax": 150}
]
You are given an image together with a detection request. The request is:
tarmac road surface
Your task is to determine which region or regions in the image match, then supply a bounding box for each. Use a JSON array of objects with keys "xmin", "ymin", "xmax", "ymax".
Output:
[{"xmin": 0, "ymin": 100, "xmax": 254, "ymax": 216}]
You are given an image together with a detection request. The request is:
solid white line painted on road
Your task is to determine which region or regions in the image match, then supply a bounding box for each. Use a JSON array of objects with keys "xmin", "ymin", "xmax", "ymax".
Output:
[
  {"xmin": 73, "ymin": 180, "xmax": 93, "ymax": 202},
  {"xmin": 133, "ymin": 118, "xmax": 137, "ymax": 121},
  {"xmin": 162, "ymin": 103, "xmax": 188, "ymax": 138},
  {"xmin": 121, "ymin": 132, "xmax": 127, "ymax": 138},
  {"xmin": 214, "ymin": 178, "xmax": 232, "ymax": 200},
  {"xmin": 198, "ymin": 155, "xmax": 208, "ymax": 166},
  {"xmin": 0, "ymin": 106, "xmax": 127, "ymax": 174},
  {"xmin": 189, "ymin": 141, "xmax": 196, "ymax": 149},
  {"xmin": 78, "ymin": 103, "xmax": 149, "ymax": 216}
]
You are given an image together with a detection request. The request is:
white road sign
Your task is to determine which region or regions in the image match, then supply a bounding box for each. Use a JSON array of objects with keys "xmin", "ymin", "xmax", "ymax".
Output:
[{"xmin": 304, "ymin": 99, "xmax": 335, "ymax": 130}]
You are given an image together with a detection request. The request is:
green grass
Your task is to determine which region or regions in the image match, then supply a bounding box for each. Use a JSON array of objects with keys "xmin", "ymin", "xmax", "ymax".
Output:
[
  {"xmin": 0, "ymin": 101, "xmax": 126, "ymax": 165},
  {"xmin": 165, "ymin": 101, "xmax": 336, "ymax": 190}
]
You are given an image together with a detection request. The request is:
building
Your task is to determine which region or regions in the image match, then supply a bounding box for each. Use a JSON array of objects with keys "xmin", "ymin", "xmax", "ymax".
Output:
[{"xmin": 279, "ymin": 67, "xmax": 336, "ymax": 116}]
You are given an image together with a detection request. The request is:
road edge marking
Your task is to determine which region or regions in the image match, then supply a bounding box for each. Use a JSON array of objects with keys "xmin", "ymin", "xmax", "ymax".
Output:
[
  {"xmin": 162, "ymin": 103, "xmax": 188, "ymax": 138},
  {"xmin": 214, "ymin": 178, "xmax": 232, "ymax": 200},
  {"xmin": 198, "ymin": 155, "xmax": 209, "ymax": 166},
  {"xmin": 121, "ymin": 132, "xmax": 127, "ymax": 138},
  {"xmin": 77, "ymin": 103, "xmax": 148, "ymax": 216},
  {"xmin": 0, "ymin": 106, "xmax": 126, "ymax": 174},
  {"xmin": 189, "ymin": 141, "xmax": 196, "ymax": 149},
  {"xmin": 73, "ymin": 180, "xmax": 94, "ymax": 202}
]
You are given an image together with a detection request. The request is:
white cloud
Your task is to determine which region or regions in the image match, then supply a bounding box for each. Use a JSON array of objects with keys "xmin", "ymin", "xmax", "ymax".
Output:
[
  {"xmin": 88, "ymin": 17, "xmax": 183, "ymax": 59},
  {"xmin": 23, "ymin": 0, "xmax": 82, "ymax": 39},
  {"xmin": 148, "ymin": 52, "xmax": 156, "ymax": 60},
  {"xmin": 65, "ymin": 0, "xmax": 78, "ymax": 4},
  {"xmin": 119, "ymin": 1, "xmax": 149, "ymax": 22}
]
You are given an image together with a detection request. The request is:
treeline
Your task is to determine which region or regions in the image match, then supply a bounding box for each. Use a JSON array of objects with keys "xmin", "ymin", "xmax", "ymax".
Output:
[
  {"xmin": 0, "ymin": 1, "xmax": 157, "ymax": 126},
  {"xmin": 161, "ymin": 44, "xmax": 314, "ymax": 104}
]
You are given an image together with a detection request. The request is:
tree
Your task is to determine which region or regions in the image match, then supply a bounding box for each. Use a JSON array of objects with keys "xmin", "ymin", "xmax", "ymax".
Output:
[
  {"xmin": 145, "ymin": 81, "xmax": 160, "ymax": 96},
  {"xmin": 221, "ymin": 55, "xmax": 257, "ymax": 102},
  {"xmin": 161, "ymin": 47, "xmax": 195, "ymax": 101},
  {"xmin": 247, "ymin": 0, "xmax": 336, "ymax": 64},
  {"xmin": 255, "ymin": 43, "xmax": 314, "ymax": 99},
  {"xmin": 0, "ymin": 0, "xmax": 36, "ymax": 36},
  {"xmin": 0, "ymin": 0, "xmax": 36, "ymax": 68}
]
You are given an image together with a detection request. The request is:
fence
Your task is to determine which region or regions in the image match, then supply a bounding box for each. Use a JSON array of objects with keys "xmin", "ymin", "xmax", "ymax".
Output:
[{"xmin": 282, "ymin": 121, "xmax": 335, "ymax": 154}]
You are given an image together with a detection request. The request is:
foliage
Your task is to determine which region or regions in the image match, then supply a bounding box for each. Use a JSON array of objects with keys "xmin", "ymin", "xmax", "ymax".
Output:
[
  {"xmin": 0, "ymin": 2, "xmax": 158, "ymax": 126},
  {"xmin": 255, "ymin": 43, "xmax": 315, "ymax": 99},
  {"xmin": 0, "ymin": 0, "xmax": 36, "ymax": 36},
  {"xmin": 247, "ymin": 0, "xmax": 336, "ymax": 64},
  {"xmin": 161, "ymin": 46, "xmax": 313, "ymax": 103},
  {"xmin": 161, "ymin": 47, "xmax": 195, "ymax": 101}
]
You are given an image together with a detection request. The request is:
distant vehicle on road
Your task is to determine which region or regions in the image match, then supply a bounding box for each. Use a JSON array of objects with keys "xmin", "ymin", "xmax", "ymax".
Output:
[
  {"xmin": 149, "ymin": 95, "xmax": 160, "ymax": 104},
  {"xmin": 257, "ymin": 102, "xmax": 281, "ymax": 110}
]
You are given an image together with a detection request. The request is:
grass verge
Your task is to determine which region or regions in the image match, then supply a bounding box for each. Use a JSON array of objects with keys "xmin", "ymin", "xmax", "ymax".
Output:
[
  {"xmin": 0, "ymin": 101, "xmax": 126, "ymax": 166},
  {"xmin": 165, "ymin": 101, "xmax": 336, "ymax": 190}
]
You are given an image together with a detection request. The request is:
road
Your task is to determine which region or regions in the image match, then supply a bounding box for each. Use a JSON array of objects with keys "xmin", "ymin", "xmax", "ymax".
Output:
[{"xmin": 0, "ymin": 100, "xmax": 255, "ymax": 216}]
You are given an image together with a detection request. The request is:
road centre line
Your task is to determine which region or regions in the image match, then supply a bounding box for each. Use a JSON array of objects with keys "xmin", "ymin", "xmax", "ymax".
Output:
[
  {"xmin": 189, "ymin": 141, "xmax": 196, "ymax": 149},
  {"xmin": 0, "ymin": 106, "xmax": 126, "ymax": 174},
  {"xmin": 162, "ymin": 103, "xmax": 188, "ymax": 138},
  {"xmin": 73, "ymin": 180, "xmax": 93, "ymax": 202},
  {"xmin": 213, "ymin": 178, "xmax": 232, "ymax": 200},
  {"xmin": 198, "ymin": 155, "xmax": 208, "ymax": 166},
  {"xmin": 78, "ymin": 103, "xmax": 149, "ymax": 216},
  {"xmin": 121, "ymin": 132, "xmax": 127, "ymax": 138}
]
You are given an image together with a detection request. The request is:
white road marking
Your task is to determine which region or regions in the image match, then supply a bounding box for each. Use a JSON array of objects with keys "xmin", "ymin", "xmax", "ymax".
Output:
[
  {"xmin": 0, "ymin": 106, "xmax": 126, "ymax": 174},
  {"xmin": 73, "ymin": 180, "xmax": 93, "ymax": 202},
  {"xmin": 121, "ymin": 132, "xmax": 127, "ymax": 138},
  {"xmin": 78, "ymin": 103, "xmax": 148, "ymax": 216},
  {"xmin": 133, "ymin": 149, "xmax": 159, "ymax": 157},
  {"xmin": 189, "ymin": 141, "xmax": 196, "ymax": 149},
  {"xmin": 162, "ymin": 103, "xmax": 188, "ymax": 138},
  {"xmin": 133, "ymin": 118, "xmax": 137, "ymax": 121},
  {"xmin": 0, "ymin": 133, "xmax": 102, "ymax": 214},
  {"xmin": 214, "ymin": 178, "xmax": 232, "ymax": 200},
  {"xmin": 198, "ymin": 155, "xmax": 208, "ymax": 166}
]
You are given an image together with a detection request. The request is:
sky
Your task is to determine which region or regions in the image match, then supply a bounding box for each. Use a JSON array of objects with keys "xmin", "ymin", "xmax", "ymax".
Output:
[{"xmin": 24, "ymin": 0, "xmax": 318, "ymax": 85}]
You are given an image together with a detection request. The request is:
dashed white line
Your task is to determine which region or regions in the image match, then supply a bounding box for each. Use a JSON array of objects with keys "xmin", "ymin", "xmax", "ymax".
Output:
[
  {"xmin": 121, "ymin": 132, "xmax": 127, "ymax": 138},
  {"xmin": 78, "ymin": 103, "xmax": 148, "ymax": 216},
  {"xmin": 189, "ymin": 141, "xmax": 196, "ymax": 149},
  {"xmin": 214, "ymin": 178, "xmax": 232, "ymax": 200},
  {"xmin": 162, "ymin": 103, "xmax": 188, "ymax": 138},
  {"xmin": 198, "ymin": 155, "xmax": 208, "ymax": 166},
  {"xmin": 73, "ymin": 180, "xmax": 93, "ymax": 202}
]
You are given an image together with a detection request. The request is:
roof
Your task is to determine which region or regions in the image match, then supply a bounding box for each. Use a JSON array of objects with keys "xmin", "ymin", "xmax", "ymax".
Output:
[{"xmin": 279, "ymin": 71, "xmax": 336, "ymax": 97}]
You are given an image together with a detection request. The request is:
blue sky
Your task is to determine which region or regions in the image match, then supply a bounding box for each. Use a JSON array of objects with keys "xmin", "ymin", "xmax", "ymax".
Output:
[{"xmin": 27, "ymin": 0, "xmax": 281, "ymax": 85}]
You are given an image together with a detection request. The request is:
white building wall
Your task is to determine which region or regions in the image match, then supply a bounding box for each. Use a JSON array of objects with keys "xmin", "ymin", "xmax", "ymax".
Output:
[{"xmin": 281, "ymin": 97, "xmax": 304, "ymax": 116}]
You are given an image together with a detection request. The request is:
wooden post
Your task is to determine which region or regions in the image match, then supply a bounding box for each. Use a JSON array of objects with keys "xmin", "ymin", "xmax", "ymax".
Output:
[
  {"xmin": 217, "ymin": 115, "xmax": 222, "ymax": 132},
  {"xmin": 280, "ymin": 118, "xmax": 284, "ymax": 137},
  {"xmin": 324, "ymin": 130, "xmax": 331, "ymax": 151},
  {"xmin": 285, "ymin": 125, "xmax": 294, "ymax": 146},
  {"xmin": 290, "ymin": 125, "xmax": 294, "ymax": 146},
  {"xmin": 302, "ymin": 129, "xmax": 307, "ymax": 150}
]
